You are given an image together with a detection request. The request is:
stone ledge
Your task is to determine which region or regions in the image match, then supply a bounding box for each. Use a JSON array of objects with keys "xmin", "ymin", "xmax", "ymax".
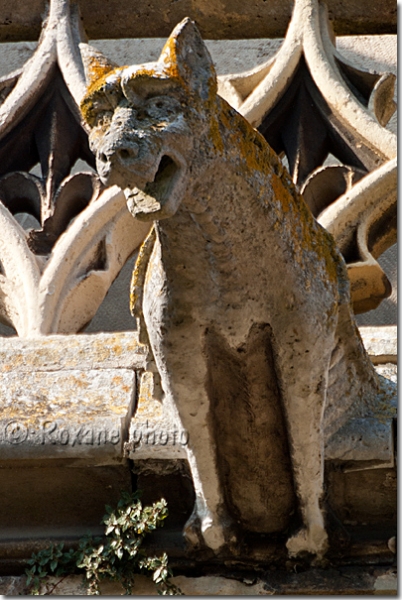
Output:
[
  {"xmin": 0, "ymin": 328, "xmax": 396, "ymax": 465},
  {"xmin": 0, "ymin": 0, "xmax": 397, "ymax": 42},
  {"xmin": 0, "ymin": 333, "xmax": 144, "ymax": 463},
  {"xmin": 0, "ymin": 331, "xmax": 147, "ymax": 372},
  {"xmin": 0, "ymin": 567, "xmax": 397, "ymax": 595},
  {"xmin": 359, "ymin": 326, "xmax": 397, "ymax": 364},
  {"xmin": 0, "ymin": 368, "xmax": 134, "ymax": 461}
]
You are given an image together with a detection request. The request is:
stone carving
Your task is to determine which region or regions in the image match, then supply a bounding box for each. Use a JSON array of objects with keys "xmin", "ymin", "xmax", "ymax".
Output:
[
  {"xmin": 0, "ymin": 0, "xmax": 151, "ymax": 335},
  {"xmin": 81, "ymin": 18, "xmax": 392, "ymax": 558},
  {"xmin": 218, "ymin": 0, "xmax": 397, "ymax": 314},
  {"xmin": 0, "ymin": 0, "xmax": 396, "ymax": 336},
  {"xmin": 319, "ymin": 158, "xmax": 397, "ymax": 314}
]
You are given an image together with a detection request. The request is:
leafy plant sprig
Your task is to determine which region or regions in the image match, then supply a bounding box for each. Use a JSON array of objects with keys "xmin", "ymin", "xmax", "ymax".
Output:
[{"xmin": 25, "ymin": 491, "xmax": 183, "ymax": 595}]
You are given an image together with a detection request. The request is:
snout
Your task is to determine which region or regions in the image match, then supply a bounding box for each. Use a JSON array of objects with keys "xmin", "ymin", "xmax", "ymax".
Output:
[
  {"xmin": 94, "ymin": 134, "xmax": 142, "ymax": 187},
  {"xmin": 98, "ymin": 143, "xmax": 139, "ymax": 167}
]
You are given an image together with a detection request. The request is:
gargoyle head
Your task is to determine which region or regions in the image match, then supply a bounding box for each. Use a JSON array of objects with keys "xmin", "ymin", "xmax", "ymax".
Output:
[{"xmin": 81, "ymin": 18, "xmax": 217, "ymax": 221}]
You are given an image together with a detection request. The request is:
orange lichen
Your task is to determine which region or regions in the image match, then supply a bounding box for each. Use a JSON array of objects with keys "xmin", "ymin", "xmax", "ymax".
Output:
[
  {"xmin": 86, "ymin": 55, "xmax": 118, "ymax": 90},
  {"xmin": 80, "ymin": 64, "xmax": 124, "ymax": 126},
  {"xmin": 160, "ymin": 36, "xmax": 187, "ymax": 86},
  {"xmin": 223, "ymin": 107, "xmax": 345, "ymax": 287},
  {"xmin": 221, "ymin": 111, "xmax": 340, "ymax": 287},
  {"xmin": 111, "ymin": 342, "xmax": 123, "ymax": 356},
  {"xmin": 207, "ymin": 114, "xmax": 224, "ymax": 153},
  {"xmin": 130, "ymin": 226, "xmax": 157, "ymax": 316},
  {"xmin": 270, "ymin": 172, "xmax": 292, "ymax": 214}
]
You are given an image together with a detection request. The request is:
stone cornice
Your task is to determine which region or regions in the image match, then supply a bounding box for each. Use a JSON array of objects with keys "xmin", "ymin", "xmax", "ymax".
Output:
[{"xmin": 0, "ymin": 0, "xmax": 397, "ymax": 43}]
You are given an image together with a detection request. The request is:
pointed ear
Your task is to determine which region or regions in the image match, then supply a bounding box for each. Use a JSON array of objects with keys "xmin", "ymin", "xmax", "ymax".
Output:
[
  {"xmin": 159, "ymin": 18, "xmax": 217, "ymax": 101},
  {"xmin": 79, "ymin": 43, "xmax": 119, "ymax": 87}
]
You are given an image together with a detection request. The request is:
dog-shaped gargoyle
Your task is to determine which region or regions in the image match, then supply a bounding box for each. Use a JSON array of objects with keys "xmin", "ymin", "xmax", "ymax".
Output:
[{"xmin": 80, "ymin": 19, "xmax": 384, "ymax": 559}]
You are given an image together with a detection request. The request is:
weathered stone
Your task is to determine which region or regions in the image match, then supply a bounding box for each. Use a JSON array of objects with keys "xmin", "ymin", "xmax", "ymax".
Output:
[
  {"xmin": 325, "ymin": 418, "xmax": 394, "ymax": 466},
  {"xmin": 374, "ymin": 571, "xmax": 398, "ymax": 595},
  {"xmin": 356, "ymin": 245, "xmax": 397, "ymax": 328},
  {"xmin": 0, "ymin": 0, "xmax": 396, "ymax": 42},
  {"xmin": 0, "ymin": 333, "xmax": 144, "ymax": 462},
  {"xmin": 81, "ymin": 17, "xmax": 395, "ymax": 559},
  {"xmin": 0, "ymin": 575, "xmax": 27, "ymax": 595},
  {"xmin": 0, "ymin": 331, "xmax": 147, "ymax": 372},
  {"xmin": 0, "ymin": 464, "xmax": 131, "ymax": 542},
  {"xmin": 359, "ymin": 326, "xmax": 397, "ymax": 364},
  {"xmin": 174, "ymin": 576, "xmax": 267, "ymax": 595},
  {"xmin": 126, "ymin": 372, "xmax": 188, "ymax": 460},
  {"xmin": 325, "ymin": 360, "xmax": 397, "ymax": 467},
  {"xmin": 375, "ymin": 363, "xmax": 397, "ymax": 384},
  {"xmin": 0, "ymin": 567, "xmax": 397, "ymax": 595},
  {"xmin": 0, "ymin": 369, "xmax": 134, "ymax": 461},
  {"xmin": 326, "ymin": 467, "xmax": 397, "ymax": 526},
  {"xmin": 262, "ymin": 567, "xmax": 397, "ymax": 595}
]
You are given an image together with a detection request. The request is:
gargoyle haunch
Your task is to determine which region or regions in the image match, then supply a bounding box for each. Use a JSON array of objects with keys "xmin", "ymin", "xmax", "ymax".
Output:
[{"xmin": 81, "ymin": 19, "xmax": 384, "ymax": 558}]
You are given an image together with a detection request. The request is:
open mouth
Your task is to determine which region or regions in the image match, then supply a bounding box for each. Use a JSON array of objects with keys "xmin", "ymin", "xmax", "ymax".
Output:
[
  {"xmin": 145, "ymin": 155, "xmax": 179, "ymax": 198},
  {"xmin": 125, "ymin": 155, "xmax": 181, "ymax": 219}
]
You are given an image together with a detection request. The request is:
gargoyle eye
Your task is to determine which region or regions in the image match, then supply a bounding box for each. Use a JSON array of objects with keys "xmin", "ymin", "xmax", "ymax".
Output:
[
  {"xmin": 94, "ymin": 110, "xmax": 114, "ymax": 127},
  {"xmin": 144, "ymin": 96, "xmax": 182, "ymax": 117},
  {"xmin": 93, "ymin": 97, "xmax": 111, "ymax": 112},
  {"xmin": 92, "ymin": 82, "xmax": 123, "ymax": 111},
  {"xmin": 85, "ymin": 85, "xmax": 125, "ymax": 127}
]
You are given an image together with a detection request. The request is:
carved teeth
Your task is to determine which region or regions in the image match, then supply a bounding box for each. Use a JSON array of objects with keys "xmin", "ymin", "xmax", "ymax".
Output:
[{"xmin": 127, "ymin": 188, "xmax": 163, "ymax": 218}]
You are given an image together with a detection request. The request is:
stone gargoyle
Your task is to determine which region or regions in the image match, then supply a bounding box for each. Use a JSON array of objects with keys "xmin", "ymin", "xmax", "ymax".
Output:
[{"xmin": 80, "ymin": 19, "xmax": 386, "ymax": 559}]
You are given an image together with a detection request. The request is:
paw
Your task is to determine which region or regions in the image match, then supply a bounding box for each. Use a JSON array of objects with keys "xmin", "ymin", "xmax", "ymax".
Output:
[
  {"xmin": 183, "ymin": 510, "xmax": 238, "ymax": 554},
  {"xmin": 200, "ymin": 514, "xmax": 227, "ymax": 551},
  {"xmin": 183, "ymin": 512, "xmax": 203, "ymax": 550},
  {"xmin": 286, "ymin": 524, "xmax": 329, "ymax": 559}
]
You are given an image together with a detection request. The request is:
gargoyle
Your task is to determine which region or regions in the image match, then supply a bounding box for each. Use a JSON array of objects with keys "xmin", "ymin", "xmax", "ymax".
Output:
[{"xmin": 81, "ymin": 19, "xmax": 382, "ymax": 558}]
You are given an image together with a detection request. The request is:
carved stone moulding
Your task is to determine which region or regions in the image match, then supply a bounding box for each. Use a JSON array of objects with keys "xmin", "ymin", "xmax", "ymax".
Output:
[
  {"xmin": 0, "ymin": 0, "xmax": 396, "ymax": 337},
  {"xmin": 0, "ymin": 0, "xmax": 396, "ymax": 42},
  {"xmin": 218, "ymin": 0, "xmax": 397, "ymax": 315},
  {"xmin": 0, "ymin": 0, "xmax": 151, "ymax": 336},
  {"xmin": 0, "ymin": 0, "xmax": 397, "ymax": 569},
  {"xmin": 0, "ymin": 332, "xmax": 148, "ymax": 461}
]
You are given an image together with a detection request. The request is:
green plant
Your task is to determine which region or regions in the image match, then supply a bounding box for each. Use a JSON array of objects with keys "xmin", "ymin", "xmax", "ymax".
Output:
[{"xmin": 25, "ymin": 491, "xmax": 183, "ymax": 595}]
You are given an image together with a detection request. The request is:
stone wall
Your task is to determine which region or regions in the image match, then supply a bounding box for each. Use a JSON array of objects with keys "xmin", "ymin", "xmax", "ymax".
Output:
[
  {"xmin": 0, "ymin": 34, "xmax": 397, "ymax": 337},
  {"xmin": 0, "ymin": 0, "xmax": 397, "ymax": 591},
  {"xmin": 0, "ymin": 0, "xmax": 397, "ymax": 41}
]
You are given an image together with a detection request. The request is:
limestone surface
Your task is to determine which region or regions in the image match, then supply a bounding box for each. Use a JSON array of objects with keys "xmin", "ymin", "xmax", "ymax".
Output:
[
  {"xmin": 81, "ymin": 18, "xmax": 393, "ymax": 558},
  {"xmin": 0, "ymin": 332, "xmax": 142, "ymax": 463}
]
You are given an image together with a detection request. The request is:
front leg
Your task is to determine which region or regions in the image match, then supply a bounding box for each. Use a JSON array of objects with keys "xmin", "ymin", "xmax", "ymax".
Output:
[
  {"xmin": 161, "ymin": 352, "xmax": 237, "ymax": 553},
  {"xmin": 141, "ymin": 238, "xmax": 236, "ymax": 553},
  {"xmin": 144, "ymin": 324, "xmax": 236, "ymax": 552},
  {"xmin": 279, "ymin": 351, "xmax": 332, "ymax": 559},
  {"xmin": 182, "ymin": 443, "xmax": 238, "ymax": 553},
  {"xmin": 284, "ymin": 394, "xmax": 329, "ymax": 559}
]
